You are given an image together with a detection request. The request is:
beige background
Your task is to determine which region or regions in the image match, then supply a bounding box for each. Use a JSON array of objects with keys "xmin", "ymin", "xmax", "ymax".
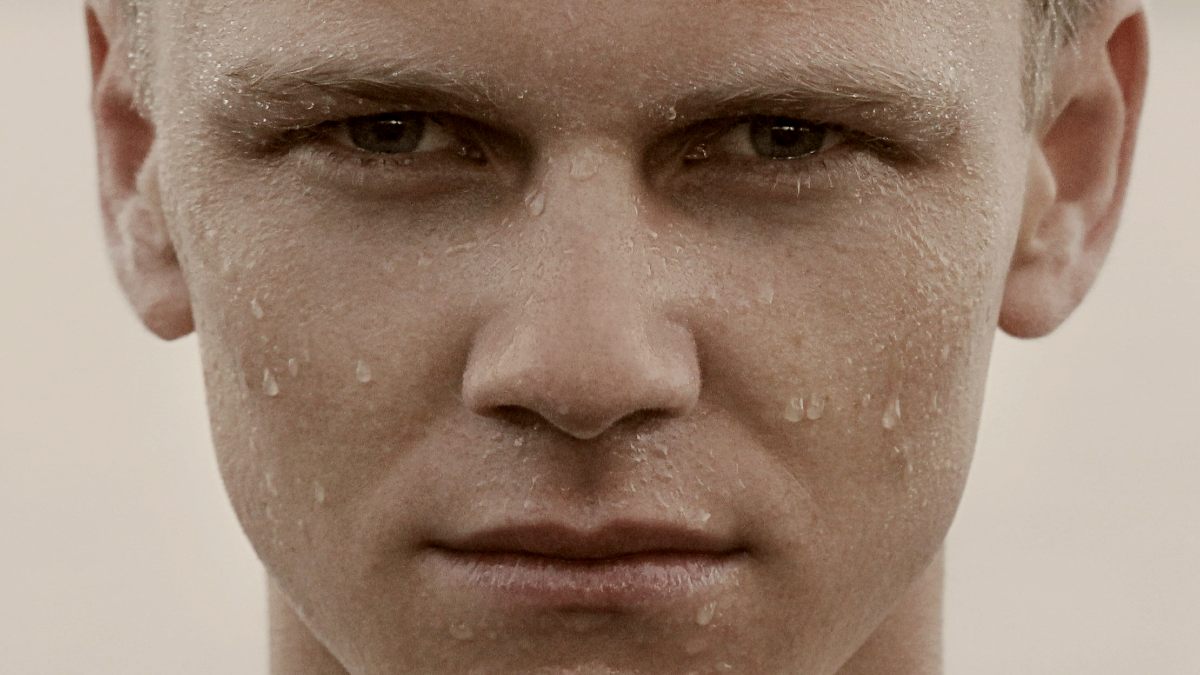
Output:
[{"xmin": 1, "ymin": 2, "xmax": 1196, "ymax": 673}]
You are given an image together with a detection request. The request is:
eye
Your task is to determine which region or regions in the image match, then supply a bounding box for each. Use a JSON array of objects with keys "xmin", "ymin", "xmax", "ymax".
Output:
[
  {"xmin": 334, "ymin": 112, "xmax": 479, "ymax": 158},
  {"xmin": 685, "ymin": 116, "xmax": 844, "ymax": 162}
]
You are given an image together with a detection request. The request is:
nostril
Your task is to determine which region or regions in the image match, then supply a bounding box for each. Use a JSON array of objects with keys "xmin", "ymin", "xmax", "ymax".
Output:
[{"xmin": 491, "ymin": 405, "xmax": 545, "ymax": 428}]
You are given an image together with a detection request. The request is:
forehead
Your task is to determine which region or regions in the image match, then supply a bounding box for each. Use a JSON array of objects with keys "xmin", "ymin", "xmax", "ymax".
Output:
[{"xmin": 155, "ymin": 0, "xmax": 1022, "ymax": 116}]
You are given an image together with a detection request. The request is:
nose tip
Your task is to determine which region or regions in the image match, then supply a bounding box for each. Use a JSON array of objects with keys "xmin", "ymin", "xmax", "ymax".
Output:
[{"xmin": 462, "ymin": 314, "xmax": 700, "ymax": 441}]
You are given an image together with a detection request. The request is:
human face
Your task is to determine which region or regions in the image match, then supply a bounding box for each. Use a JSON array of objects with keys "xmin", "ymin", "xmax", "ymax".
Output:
[{"xmin": 146, "ymin": 0, "xmax": 1029, "ymax": 672}]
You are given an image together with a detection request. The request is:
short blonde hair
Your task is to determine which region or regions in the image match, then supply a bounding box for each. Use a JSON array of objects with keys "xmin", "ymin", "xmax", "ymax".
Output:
[{"xmin": 123, "ymin": 0, "xmax": 1104, "ymax": 122}]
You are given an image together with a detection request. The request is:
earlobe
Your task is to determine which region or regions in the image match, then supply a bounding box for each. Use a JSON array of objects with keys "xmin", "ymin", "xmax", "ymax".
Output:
[
  {"xmin": 1000, "ymin": 5, "xmax": 1149, "ymax": 339},
  {"xmin": 88, "ymin": 3, "xmax": 194, "ymax": 340}
]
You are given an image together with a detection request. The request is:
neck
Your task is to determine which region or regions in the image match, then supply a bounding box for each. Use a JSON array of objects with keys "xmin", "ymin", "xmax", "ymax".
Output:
[{"xmin": 269, "ymin": 548, "xmax": 944, "ymax": 675}]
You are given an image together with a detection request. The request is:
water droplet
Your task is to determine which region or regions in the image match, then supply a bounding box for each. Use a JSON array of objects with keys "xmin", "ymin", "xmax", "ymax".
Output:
[
  {"xmin": 882, "ymin": 396, "xmax": 902, "ymax": 430},
  {"xmin": 758, "ymin": 283, "xmax": 775, "ymax": 305},
  {"xmin": 783, "ymin": 397, "xmax": 805, "ymax": 423},
  {"xmin": 684, "ymin": 637, "xmax": 708, "ymax": 655},
  {"xmin": 696, "ymin": 602, "xmax": 717, "ymax": 626},
  {"xmin": 666, "ymin": 105, "xmax": 678, "ymax": 121},
  {"xmin": 695, "ymin": 510, "xmax": 712, "ymax": 525},
  {"xmin": 287, "ymin": 358, "xmax": 300, "ymax": 377},
  {"xmin": 250, "ymin": 298, "xmax": 265, "ymax": 319},
  {"xmin": 569, "ymin": 151, "xmax": 599, "ymax": 180},
  {"xmin": 445, "ymin": 241, "xmax": 477, "ymax": 256},
  {"xmin": 449, "ymin": 622, "xmax": 474, "ymax": 641},
  {"xmin": 313, "ymin": 481, "xmax": 326, "ymax": 505},
  {"xmin": 417, "ymin": 254, "xmax": 432, "ymax": 268},
  {"xmin": 264, "ymin": 471, "xmax": 278, "ymax": 497},
  {"xmin": 806, "ymin": 395, "xmax": 826, "ymax": 421},
  {"xmin": 263, "ymin": 369, "xmax": 280, "ymax": 397},
  {"xmin": 356, "ymin": 360, "xmax": 373, "ymax": 384},
  {"xmin": 513, "ymin": 437, "xmax": 525, "ymax": 447},
  {"xmin": 524, "ymin": 190, "xmax": 546, "ymax": 217}
]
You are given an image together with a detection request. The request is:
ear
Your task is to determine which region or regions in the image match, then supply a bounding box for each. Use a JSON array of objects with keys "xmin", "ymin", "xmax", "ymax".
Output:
[
  {"xmin": 87, "ymin": 2, "xmax": 194, "ymax": 340},
  {"xmin": 1000, "ymin": 2, "xmax": 1149, "ymax": 339}
]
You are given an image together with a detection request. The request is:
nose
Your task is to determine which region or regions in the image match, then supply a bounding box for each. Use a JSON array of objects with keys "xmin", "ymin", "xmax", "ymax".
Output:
[{"xmin": 461, "ymin": 168, "xmax": 700, "ymax": 440}]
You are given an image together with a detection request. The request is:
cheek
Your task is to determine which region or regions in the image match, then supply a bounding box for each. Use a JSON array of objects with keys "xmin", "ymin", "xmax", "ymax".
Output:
[{"xmin": 717, "ymin": 170, "xmax": 1013, "ymax": 589}]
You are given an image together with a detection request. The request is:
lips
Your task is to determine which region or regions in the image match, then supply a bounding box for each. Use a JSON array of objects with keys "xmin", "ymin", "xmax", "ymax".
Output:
[{"xmin": 425, "ymin": 521, "xmax": 747, "ymax": 610}]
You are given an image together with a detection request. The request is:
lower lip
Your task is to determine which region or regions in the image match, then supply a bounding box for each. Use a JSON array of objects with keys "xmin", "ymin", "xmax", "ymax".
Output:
[{"xmin": 426, "ymin": 549, "xmax": 744, "ymax": 610}]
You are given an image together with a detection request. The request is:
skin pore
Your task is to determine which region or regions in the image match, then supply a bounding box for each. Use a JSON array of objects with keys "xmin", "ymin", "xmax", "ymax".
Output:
[{"xmin": 86, "ymin": 0, "xmax": 1147, "ymax": 673}]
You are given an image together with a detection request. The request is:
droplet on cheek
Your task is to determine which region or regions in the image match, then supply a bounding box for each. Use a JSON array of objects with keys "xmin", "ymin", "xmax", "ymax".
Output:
[
  {"xmin": 882, "ymin": 396, "xmax": 903, "ymax": 430},
  {"xmin": 783, "ymin": 397, "xmax": 805, "ymax": 423},
  {"xmin": 524, "ymin": 190, "xmax": 546, "ymax": 217},
  {"xmin": 287, "ymin": 358, "xmax": 300, "ymax": 377},
  {"xmin": 696, "ymin": 601, "xmax": 717, "ymax": 626},
  {"xmin": 263, "ymin": 369, "xmax": 280, "ymax": 397},
  {"xmin": 356, "ymin": 360, "xmax": 373, "ymax": 384},
  {"xmin": 250, "ymin": 298, "xmax": 265, "ymax": 319},
  {"xmin": 805, "ymin": 395, "xmax": 827, "ymax": 421}
]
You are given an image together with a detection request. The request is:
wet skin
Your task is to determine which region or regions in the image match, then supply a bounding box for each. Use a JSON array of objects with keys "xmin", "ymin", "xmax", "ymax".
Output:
[{"xmin": 132, "ymin": 0, "xmax": 1038, "ymax": 672}]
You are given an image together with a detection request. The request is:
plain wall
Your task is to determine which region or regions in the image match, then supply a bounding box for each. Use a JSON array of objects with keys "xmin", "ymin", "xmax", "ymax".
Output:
[{"xmin": 1, "ymin": 2, "xmax": 1196, "ymax": 673}]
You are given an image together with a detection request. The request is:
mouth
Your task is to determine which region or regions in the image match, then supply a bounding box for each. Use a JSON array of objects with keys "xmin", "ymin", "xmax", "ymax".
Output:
[{"xmin": 425, "ymin": 521, "xmax": 749, "ymax": 611}]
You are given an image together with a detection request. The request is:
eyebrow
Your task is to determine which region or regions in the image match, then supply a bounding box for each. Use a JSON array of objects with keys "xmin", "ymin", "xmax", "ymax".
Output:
[{"xmin": 213, "ymin": 50, "xmax": 970, "ymax": 153}]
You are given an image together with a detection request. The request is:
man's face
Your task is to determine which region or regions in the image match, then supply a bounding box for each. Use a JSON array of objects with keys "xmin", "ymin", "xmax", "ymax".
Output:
[{"xmin": 147, "ymin": 0, "xmax": 1029, "ymax": 671}]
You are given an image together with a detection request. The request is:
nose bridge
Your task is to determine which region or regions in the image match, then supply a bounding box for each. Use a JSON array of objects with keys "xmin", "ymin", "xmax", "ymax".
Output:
[{"xmin": 461, "ymin": 147, "xmax": 700, "ymax": 440}]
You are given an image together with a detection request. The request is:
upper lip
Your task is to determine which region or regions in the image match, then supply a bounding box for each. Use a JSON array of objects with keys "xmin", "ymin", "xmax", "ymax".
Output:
[{"xmin": 433, "ymin": 521, "xmax": 742, "ymax": 560}]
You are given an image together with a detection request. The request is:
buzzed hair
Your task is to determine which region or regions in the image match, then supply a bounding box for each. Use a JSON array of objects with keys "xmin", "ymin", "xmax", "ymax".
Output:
[{"xmin": 120, "ymin": 0, "xmax": 1104, "ymax": 123}]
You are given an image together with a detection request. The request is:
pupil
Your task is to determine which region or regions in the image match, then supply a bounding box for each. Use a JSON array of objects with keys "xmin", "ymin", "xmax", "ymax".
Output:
[
  {"xmin": 750, "ymin": 117, "xmax": 824, "ymax": 159},
  {"xmin": 348, "ymin": 113, "xmax": 426, "ymax": 154}
]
